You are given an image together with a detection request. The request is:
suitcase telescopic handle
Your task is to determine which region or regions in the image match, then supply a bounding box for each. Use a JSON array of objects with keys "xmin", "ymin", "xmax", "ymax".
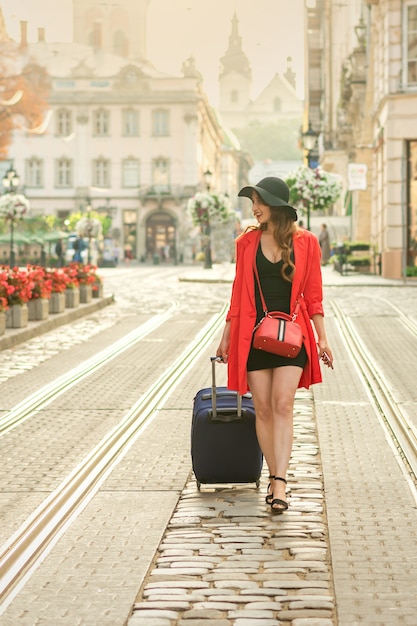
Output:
[{"xmin": 210, "ymin": 356, "xmax": 242, "ymax": 419}]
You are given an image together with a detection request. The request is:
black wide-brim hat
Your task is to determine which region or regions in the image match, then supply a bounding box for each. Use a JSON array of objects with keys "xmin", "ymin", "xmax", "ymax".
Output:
[{"xmin": 238, "ymin": 176, "xmax": 297, "ymax": 221}]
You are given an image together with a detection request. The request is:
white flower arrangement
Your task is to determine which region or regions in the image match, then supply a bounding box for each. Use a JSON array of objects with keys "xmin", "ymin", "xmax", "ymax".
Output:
[
  {"xmin": 0, "ymin": 193, "xmax": 30, "ymax": 221},
  {"xmin": 76, "ymin": 217, "xmax": 103, "ymax": 238},
  {"xmin": 187, "ymin": 191, "xmax": 234, "ymax": 225},
  {"xmin": 286, "ymin": 166, "xmax": 342, "ymax": 212}
]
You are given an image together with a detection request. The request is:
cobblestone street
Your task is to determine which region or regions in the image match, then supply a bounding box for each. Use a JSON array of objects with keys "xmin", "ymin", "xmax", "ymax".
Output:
[{"xmin": 1, "ymin": 263, "xmax": 417, "ymax": 625}]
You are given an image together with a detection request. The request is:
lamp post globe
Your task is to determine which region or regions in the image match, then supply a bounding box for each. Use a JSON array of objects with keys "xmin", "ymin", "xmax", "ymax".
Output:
[{"xmin": 203, "ymin": 169, "xmax": 213, "ymax": 269}]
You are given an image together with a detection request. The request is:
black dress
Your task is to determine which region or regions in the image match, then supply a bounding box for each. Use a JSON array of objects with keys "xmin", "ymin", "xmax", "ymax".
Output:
[{"xmin": 246, "ymin": 244, "xmax": 307, "ymax": 372}]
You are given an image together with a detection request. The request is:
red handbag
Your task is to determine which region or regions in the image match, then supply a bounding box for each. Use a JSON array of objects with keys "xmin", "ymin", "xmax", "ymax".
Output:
[
  {"xmin": 253, "ymin": 311, "xmax": 303, "ymax": 358},
  {"xmin": 252, "ymin": 256, "xmax": 303, "ymax": 358}
]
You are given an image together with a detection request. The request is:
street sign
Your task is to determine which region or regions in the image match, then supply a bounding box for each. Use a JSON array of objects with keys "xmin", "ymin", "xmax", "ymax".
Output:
[{"xmin": 348, "ymin": 163, "xmax": 368, "ymax": 190}]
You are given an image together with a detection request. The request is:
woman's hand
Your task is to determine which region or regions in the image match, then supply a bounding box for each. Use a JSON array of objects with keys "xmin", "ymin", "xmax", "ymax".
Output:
[
  {"xmin": 216, "ymin": 322, "xmax": 231, "ymax": 363},
  {"xmin": 311, "ymin": 315, "xmax": 334, "ymax": 369},
  {"xmin": 317, "ymin": 339, "xmax": 334, "ymax": 369}
]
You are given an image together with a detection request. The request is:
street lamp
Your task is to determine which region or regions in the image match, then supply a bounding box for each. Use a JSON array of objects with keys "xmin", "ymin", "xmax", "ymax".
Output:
[
  {"xmin": 2, "ymin": 165, "xmax": 20, "ymax": 266},
  {"xmin": 203, "ymin": 169, "xmax": 213, "ymax": 269},
  {"xmin": 204, "ymin": 169, "xmax": 213, "ymax": 192},
  {"xmin": 85, "ymin": 198, "xmax": 93, "ymax": 264},
  {"xmin": 301, "ymin": 124, "xmax": 319, "ymax": 230}
]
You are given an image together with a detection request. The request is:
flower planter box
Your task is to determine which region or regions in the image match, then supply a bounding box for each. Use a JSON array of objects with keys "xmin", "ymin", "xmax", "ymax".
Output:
[
  {"xmin": 65, "ymin": 288, "xmax": 80, "ymax": 308},
  {"xmin": 79, "ymin": 284, "xmax": 92, "ymax": 303},
  {"xmin": 0, "ymin": 310, "xmax": 6, "ymax": 335},
  {"xmin": 92, "ymin": 282, "xmax": 103, "ymax": 298},
  {"xmin": 49, "ymin": 292, "xmax": 65, "ymax": 314},
  {"xmin": 5, "ymin": 304, "xmax": 29, "ymax": 329},
  {"xmin": 28, "ymin": 298, "xmax": 49, "ymax": 321}
]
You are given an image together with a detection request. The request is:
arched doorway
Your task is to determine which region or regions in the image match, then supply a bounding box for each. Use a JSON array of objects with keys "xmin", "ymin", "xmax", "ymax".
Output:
[{"xmin": 146, "ymin": 212, "xmax": 176, "ymax": 262}]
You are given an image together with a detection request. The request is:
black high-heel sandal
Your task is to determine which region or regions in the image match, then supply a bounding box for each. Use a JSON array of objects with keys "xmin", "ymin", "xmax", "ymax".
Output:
[
  {"xmin": 265, "ymin": 474, "xmax": 275, "ymax": 505},
  {"xmin": 270, "ymin": 476, "xmax": 288, "ymax": 513}
]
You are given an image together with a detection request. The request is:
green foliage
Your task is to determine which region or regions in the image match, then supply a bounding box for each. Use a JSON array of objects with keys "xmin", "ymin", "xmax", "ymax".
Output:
[
  {"xmin": 406, "ymin": 266, "xmax": 417, "ymax": 277},
  {"xmin": 66, "ymin": 211, "xmax": 111, "ymax": 236},
  {"xmin": 347, "ymin": 255, "xmax": 371, "ymax": 267},
  {"xmin": 344, "ymin": 241, "xmax": 372, "ymax": 252}
]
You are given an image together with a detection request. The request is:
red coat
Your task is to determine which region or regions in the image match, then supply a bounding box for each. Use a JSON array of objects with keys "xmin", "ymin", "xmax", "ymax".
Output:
[{"xmin": 226, "ymin": 228, "xmax": 324, "ymax": 394}]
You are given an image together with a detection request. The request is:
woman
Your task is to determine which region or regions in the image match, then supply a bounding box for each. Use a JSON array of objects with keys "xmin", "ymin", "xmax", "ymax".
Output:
[{"xmin": 216, "ymin": 177, "xmax": 333, "ymax": 513}]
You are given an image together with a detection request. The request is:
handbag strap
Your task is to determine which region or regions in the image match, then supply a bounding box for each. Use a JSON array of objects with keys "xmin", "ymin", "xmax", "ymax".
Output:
[
  {"xmin": 253, "ymin": 244, "xmax": 301, "ymax": 320},
  {"xmin": 253, "ymin": 253, "xmax": 268, "ymax": 314}
]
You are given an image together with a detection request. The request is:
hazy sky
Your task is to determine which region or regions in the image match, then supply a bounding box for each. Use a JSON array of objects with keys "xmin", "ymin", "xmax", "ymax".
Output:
[{"xmin": 1, "ymin": 0, "xmax": 305, "ymax": 105}]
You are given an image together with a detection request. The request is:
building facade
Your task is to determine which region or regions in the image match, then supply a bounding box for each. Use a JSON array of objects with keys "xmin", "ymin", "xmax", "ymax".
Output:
[
  {"xmin": 304, "ymin": 0, "xmax": 417, "ymax": 279},
  {"xmin": 1, "ymin": 1, "xmax": 251, "ymax": 263}
]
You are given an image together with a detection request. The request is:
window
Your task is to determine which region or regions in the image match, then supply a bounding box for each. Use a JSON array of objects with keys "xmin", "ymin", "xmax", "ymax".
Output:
[
  {"xmin": 56, "ymin": 157, "xmax": 72, "ymax": 187},
  {"xmin": 122, "ymin": 158, "xmax": 140, "ymax": 187},
  {"xmin": 93, "ymin": 157, "xmax": 110, "ymax": 188},
  {"xmin": 152, "ymin": 157, "xmax": 170, "ymax": 191},
  {"xmin": 405, "ymin": 3, "xmax": 417, "ymax": 87},
  {"xmin": 122, "ymin": 109, "xmax": 139, "ymax": 136},
  {"xmin": 56, "ymin": 109, "xmax": 72, "ymax": 136},
  {"xmin": 152, "ymin": 109, "xmax": 169, "ymax": 136},
  {"xmin": 25, "ymin": 157, "xmax": 43, "ymax": 187},
  {"xmin": 93, "ymin": 109, "xmax": 110, "ymax": 136}
]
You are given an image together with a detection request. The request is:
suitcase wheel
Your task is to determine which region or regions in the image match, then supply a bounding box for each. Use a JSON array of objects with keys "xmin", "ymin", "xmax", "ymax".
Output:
[
  {"xmin": 196, "ymin": 480, "xmax": 201, "ymax": 490},
  {"xmin": 256, "ymin": 479, "xmax": 260, "ymax": 488}
]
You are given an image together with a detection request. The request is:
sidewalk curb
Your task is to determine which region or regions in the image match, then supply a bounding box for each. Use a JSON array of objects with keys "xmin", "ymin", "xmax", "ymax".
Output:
[
  {"xmin": 0, "ymin": 294, "xmax": 115, "ymax": 351},
  {"xmin": 178, "ymin": 263, "xmax": 414, "ymax": 287}
]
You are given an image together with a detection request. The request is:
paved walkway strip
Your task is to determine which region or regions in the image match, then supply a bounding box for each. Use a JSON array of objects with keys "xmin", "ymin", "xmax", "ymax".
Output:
[{"xmin": 128, "ymin": 390, "xmax": 336, "ymax": 626}]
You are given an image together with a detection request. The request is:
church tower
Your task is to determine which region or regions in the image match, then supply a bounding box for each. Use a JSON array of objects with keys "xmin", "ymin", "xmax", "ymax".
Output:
[
  {"xmin": 73, "ymin": 0, "xmax": 150, "ymax": 61},
  {"xmin": 219, "ymin": 12, "xmax": 252, "ymax": 128}
]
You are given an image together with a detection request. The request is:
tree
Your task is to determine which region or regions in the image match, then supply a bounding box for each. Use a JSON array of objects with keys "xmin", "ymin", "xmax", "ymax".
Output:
[{"xmin": 0, "ymin": 41, "xmax": 50, "ymax": 158}]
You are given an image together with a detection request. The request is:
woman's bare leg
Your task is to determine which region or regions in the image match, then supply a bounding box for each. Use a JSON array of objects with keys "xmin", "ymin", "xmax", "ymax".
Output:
[{"xmin": 248, "ymin": 366, "xmax": 303, "ymax": 510}]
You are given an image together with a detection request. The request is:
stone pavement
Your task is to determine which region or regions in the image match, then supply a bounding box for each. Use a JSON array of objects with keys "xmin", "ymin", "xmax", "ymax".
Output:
[
  {"xmin": 127, "ymin": 263, "xmax": 417, "ymax": 625},
  {"xmin": 2, "ymin": 264, "xmax": 417, "ymax": 625},
  {"xmin": 0, "ymin": 293, "xmax": 114, "ymax": 351},
  {"xmin": 128, "ymin": 389, "xmax": 336, "ymax": 626}
]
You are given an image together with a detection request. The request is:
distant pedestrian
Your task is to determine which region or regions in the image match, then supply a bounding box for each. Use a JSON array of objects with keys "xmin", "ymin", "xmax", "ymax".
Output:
[
  {"xmin": 319, "ymin": 223, "xmax": 331, "ymax": 265},
  {"xmin": 298, "ymin": 220, "xmax": 305, "ymax": 229},
  {"xmin": 55, "ymin": 239, "xmax": 64, "ymax": 267},
  {"xmin": 73, "ymin": 237, "xmax": 85, "ymax": 262}
]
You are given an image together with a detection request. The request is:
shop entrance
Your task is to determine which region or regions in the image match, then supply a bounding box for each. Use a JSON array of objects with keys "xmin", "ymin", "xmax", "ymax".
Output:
[
  {"xmin": 123, "ymin": 210, "xmax": 137, "ymax": 260},
  {"xmin": 146, "ymin": 212, "xmax": 176, "ymax": 262}
]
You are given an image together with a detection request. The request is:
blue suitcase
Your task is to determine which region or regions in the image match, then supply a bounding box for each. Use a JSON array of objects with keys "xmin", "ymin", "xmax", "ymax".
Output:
[{"xmin": 191, "ymin": 357, "xmax": 263, "ymax": 489}]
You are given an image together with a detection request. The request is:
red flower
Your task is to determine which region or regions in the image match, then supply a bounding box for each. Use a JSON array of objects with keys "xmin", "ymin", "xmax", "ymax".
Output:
[
  {"xmin": 68, "ymin": 262, "xmax": 100, "ymax": 286},
  {"xmin": 0, "ymin": 269, "xmax": 14, "ymax": 311},
  {"xmin": 63, "ymin": 265, "xmax": 80, "ymax": 289},
  {"xmin": 27, "ymin": 265, "xmax": 53, "ymax": 300},
  {"xmin": 44, "ymin": 269, "xmax": 71, "ymax": 293},
  {"xmin": 4, "ymin": 266, "xmax": 34, "ymax": 305}
]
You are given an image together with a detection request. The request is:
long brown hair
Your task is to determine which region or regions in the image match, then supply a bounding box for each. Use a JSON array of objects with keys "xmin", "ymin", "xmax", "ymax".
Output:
[{"xmin": 259, "ymin": 208, "xmax": 297, "ymax": 282}]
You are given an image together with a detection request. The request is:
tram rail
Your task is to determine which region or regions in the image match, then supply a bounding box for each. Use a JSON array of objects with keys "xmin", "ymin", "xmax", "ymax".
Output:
[
  {"xmin": 331, "ymin": 299, "xmax": 417, "ymax": 481},
  {"xmin": 0, "ymin": 305, "xmax": 227, "ymax": 606},
  {"xmin": 0, "ymin": 303, "xmax": 179, "ymax": 436}
]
